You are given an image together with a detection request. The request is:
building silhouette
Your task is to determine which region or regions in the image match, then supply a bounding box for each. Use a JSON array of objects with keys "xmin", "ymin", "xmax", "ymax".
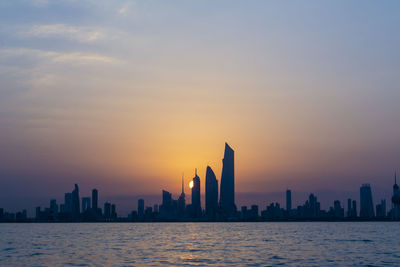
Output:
[
  {"xmin": 50, "ymin": 199, "xmax": 58, "ymax": 220},
  {"xmin": 92, "ymin": 189, "xmax": 98, "ymax": 211},
  {"xmin": 219, "ymin": 142, "xmax": 236, "ymax": 217},
  {"xmin": 360, "ymin": 184, "xmax": 375, "ymax": 218},
  {"xmin": 82, "ymin": 197, "xmax": 91, "ymax": 213},
  {"xmin": 138, "ymin": 199, "xmax": 144, "ymax": 220},
  {"xmin": 64, "ymin": 193, "xmax": 73, "ymax": 214},
  {"xmin": 191, "ymin": 169, "xmax": 201, "ymax": 217},
  {"xmin": 104, "ymin": 202, "xmax": 111, "ymax": 220},
  {"xmin": 376, "ymin": 199, "xmax": 386, "ymax": 218},
  {"xmin": 72, "ymin": 184, "xmax": 80, "ymax": 219},
  {"xmin": 286, "ymin": 189, "xmax": 292, "ymax": 216},
  {"xmin": 177, "ymin": 174, "xmax": 186, "ymax": 216},
  {"xmin": 392, "ymin": 172, "xmax": 400, "ymax": 219},
  {"xmin": 205, "ymin": 166, "xmax": 218, "ymax": 219}
]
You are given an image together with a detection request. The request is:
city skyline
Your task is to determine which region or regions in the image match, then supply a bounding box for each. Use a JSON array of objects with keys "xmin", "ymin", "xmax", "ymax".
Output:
[
  {"xmin": 2, "ymin": 171, "xmax": 399, "ymax": 222},
  {"xmin": 1, "ymin": 1, "xmax": 400, "ymax": 206},
  {"xmin": 1, "ymin": 143, "xmax": 400, "ymax": 221}
]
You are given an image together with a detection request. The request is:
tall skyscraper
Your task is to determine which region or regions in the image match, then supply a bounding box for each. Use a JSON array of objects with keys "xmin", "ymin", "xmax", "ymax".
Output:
[
  {"xmin": 219, "ymin": 142, "xmax": 236, "ymax": 217},
  {"xmin": 92, "ymin": 189, "xmax": 98, "ymax": 211},
  {"xmin": 50, "ymin": 199, "xmax": 58, "ymax": 219},
  {"xmin": 286, "ymin": 189, "xmax": 292, "ymax": 213},
  {"xmin": 72, "ymin": 184, "xmax": 80, "ymax": 219},
  {"xmin": 178, "ymin": 174, "xmax": 186, "ymax": 216},
  {"xmin": 111, "ymin": 204, "xmax": 117, "ymax": 219},
  {"xmin": 64, "ymin": 193, "xmax": 73, "ymax": 214},
  {"xmin": 347, "ymin": 198, "xmax": 352, "ymax": 217},
  {"xmin": 104, "ymin": 202, "xmax": 111, "ymax": 219},
  {"xmin": 162, "ymin": 190, "xmax": 172, "ymax": 207},
  {"xmin": 392, "ymin": 172, "xmax": 400, "ymax": 219},
  {"xmin": 205, "ymin": 166, "xmax": 218, "ymax": 219},
  {"xmin": 138, "ymin": 199, "xmax": 144, "ymax": 219},
  {"xmin": 191, "ymin": 169, "xmax": 201, "ymax": 217},
  {"xmin": 360, "ymin": 184, "xmax": 375, "ymax": 218},
  {"xmin": 352, "ymin": 200, "xmax": 357, "ymax": 217}
]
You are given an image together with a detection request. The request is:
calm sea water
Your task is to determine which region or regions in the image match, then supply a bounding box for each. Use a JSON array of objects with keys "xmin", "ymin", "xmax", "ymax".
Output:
[{"xmin": 1, "ymin": 222, "xmax": 400, "ymax": 266}]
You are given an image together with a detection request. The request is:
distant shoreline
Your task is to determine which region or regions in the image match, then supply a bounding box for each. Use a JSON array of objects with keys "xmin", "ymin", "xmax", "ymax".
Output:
[{"xmin": 1, "ymin": 218, "xmax": 399, "ymax": 223}]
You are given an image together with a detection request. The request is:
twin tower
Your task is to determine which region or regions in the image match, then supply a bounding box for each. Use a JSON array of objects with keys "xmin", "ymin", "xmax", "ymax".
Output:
[{"xmin": 190, "ymin": 143, "xmax": 236, "ymax": 218}]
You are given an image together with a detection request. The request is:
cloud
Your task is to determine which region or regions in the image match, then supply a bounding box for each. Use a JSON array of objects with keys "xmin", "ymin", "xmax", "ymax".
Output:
[
  {"xmin": 17, "ymin": 24, "xmax": 104, "ymax": 43},
  {"xmin": 118, "ymin": 1, "xmax": 136, "ymax": 15},
  {"xmin": 0, "ymin": 47, "xmax": 120, "ymax": 64}
]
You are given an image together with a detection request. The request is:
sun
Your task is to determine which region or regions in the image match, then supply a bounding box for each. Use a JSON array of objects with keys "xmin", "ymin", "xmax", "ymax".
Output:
[{"xmin": 189, "ymin": 181, "xmax": 194, "ymax": 189}]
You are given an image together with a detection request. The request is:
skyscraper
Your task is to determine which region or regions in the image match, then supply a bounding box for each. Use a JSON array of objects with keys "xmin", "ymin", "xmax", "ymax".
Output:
[
  {"xmin": 72, "ymin": 184, "xmax": 80, "ymax": 219},
  {"xmin": 219, "ymin": 142, "xmax": 236, "ymax": 217},
  {"xmin": 205, "ymin": 166, "xmax": 218, "ymax": 219},
  {"xmin": 360, "ymin": 184, "xmax": 375, "ymax": 218},
  {"xmin": 92, "ymin": 189, "xmax": 98, "ymax": 211},
  {"xmin": 347, "ymin": 198, "xmax": 352, "ymax": 217},
  {"xmin": 191, "ymin": 169, "xmax": 201, "ymax": 217},
  {"xmin": 104, "ymin": 202, "xmax": 111, "ymax": 219},
  {"xmin": 178, "ymin": 174, "xmax": 186, "ymax": 216},
  {"xmin": 392, "ymin": 172, "xmax": 400, "ymax": 219},
  {"xmin": 286, "ymin": 189, "xmax": 292, "ymax": 214},
  {"xmin": 138, "ymin": 199, "xmax": 144, "ymax": 219},
  {"xmin": 64, "ymin": 193, "xmax": 73, "ymax": 214}
]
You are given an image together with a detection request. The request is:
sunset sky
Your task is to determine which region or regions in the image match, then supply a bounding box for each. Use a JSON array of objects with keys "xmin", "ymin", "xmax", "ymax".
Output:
[{"xmin": 1, "ymin": 1, "xmax": 400, "ymax": 214}]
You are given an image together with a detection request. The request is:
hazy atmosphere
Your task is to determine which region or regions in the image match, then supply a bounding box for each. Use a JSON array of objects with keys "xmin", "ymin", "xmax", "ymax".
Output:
[{"xmin": 1, "ymin": 0, "xmax": 400, "ymax": 215}]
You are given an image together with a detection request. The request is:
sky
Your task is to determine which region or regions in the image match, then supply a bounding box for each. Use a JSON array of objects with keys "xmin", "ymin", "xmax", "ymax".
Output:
[{"xmin": 1, "ymin": 1, "xmax": 400, "ymax": 215}]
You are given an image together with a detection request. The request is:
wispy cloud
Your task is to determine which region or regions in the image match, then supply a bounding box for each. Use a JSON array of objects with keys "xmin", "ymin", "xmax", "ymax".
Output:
[
  {"xmin": 0, "ymin": 48, "xmax": 120, "ymax": 64},
  {"xmin": 17, "ymin": 24, "xmax": 105, "ymax": 43}
]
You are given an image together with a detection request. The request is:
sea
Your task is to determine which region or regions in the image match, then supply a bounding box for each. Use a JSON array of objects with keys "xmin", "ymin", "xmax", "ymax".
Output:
[{"xmin": 1, "ymin": 222, "xmax": 399, "ymax": 266}]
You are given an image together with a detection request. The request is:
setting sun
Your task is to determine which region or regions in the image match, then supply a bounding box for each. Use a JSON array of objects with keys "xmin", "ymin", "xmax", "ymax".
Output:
[{"xmin": 189, "ymin": 181, "xmax": 194, "ymax": 189}]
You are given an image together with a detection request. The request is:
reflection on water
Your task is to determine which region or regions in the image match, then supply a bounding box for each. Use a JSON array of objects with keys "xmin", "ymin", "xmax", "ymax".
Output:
[{"xmin": 1, "ymin": 222, "xmax": 400, "ymax": 266}]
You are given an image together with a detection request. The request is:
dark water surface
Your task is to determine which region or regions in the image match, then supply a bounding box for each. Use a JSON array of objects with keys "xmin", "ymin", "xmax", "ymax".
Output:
[{"xmin": 1, "ymin": 222, "xmax": 400, "ymax": 266}]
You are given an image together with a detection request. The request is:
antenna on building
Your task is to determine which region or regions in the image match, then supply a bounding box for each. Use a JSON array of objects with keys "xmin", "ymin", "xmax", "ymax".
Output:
[
  {"xmin": 195, "ymin": 168, "xmax": 197, "ymax": 176},
  {"xmin": 182, "ymin": 173, "xmax": 184, "ymax": 194},
  {"xmin": 395, "ymin": 172, "xmax": 397, "ymax": 185}
]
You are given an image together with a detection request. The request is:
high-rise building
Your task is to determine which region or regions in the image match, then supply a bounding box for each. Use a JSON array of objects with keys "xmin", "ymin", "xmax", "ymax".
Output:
[
  {"xmin": 92, "ymin": 189, "xmax": 98, "ymax": 211},
  {"xmin": 50, "ymin": 199, "xmax": 58, "ymax": 217},
  {"xmin": 352, "ymin": 200, "xmax": 357, "ymax": 217},
  {"xmin": 82, "ymin": 197, "xmax": 91, "ymax": 212},
  {"xmin": 64, "ymin": 193, "xmax": 73, "ymax": 214},
  {"xmin": 219, "ymin": 143, "xmax": 236, "ymax": 217},
  {"xmin": 191, "ymin": 169, "xmax": 201, "ymax": 217},
  {"xmin": 205, "ymin": 166, "xmax": 218, "ymax": 219},
  {"xmin": 160, "ymin": 190, "xmax": 174, "ymax": 218},
  {"xmin": 111, "ymin": 204, "xmax": 117, "ymax": 219},
  {"xmin": 178, "ymin": 174, "xmax": 186, "ymax": 216},
  {"xmin": 347, "ymin": 198, "xmax": 352, "ymax": 217},
  {"xmin": 138, "ymin": 199, "xmax": 144, "ymax": 219},
  {"xmin": 306, "ymin": 193, "xmax": 320, "ymax": 218},
  {"xmin": 72, "ymin": 184, "xmax": 80, "ymax": 218},
  {"xmin": 360, "ymin": 184, "xmax": 375, "ymax": 218},
  {"xmin": 376, "ymin": 199, "xmax": 386, "ymax": 218},
  {"xmin": 391, "ymin": 172, "xmax": 400, "ymax": 219},
  {"xmin": 162, "ymin": 190, "xmax": 172, "ymax": 207},
  {"xmin": 286, "ymin": 189, "xmax": 292, "ymax": 214},
  {"xmin": 104, "ymin": 202, "xmax": 111, "ymax": 219},
  {"xmin": 333, "ymin": 200, "xmax": 344, "ymax": 218}
]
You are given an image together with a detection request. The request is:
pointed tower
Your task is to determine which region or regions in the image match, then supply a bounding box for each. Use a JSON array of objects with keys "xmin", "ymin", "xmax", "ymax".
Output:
[
  {"xmin": 219, "ymin": 142, "xmax": 236, "ymax": 217},
  {"xmin": 392, "ymin": 172, "xmax": 400, "ymax": 219},
  {"xmin": 191, "ymin": 169, "xmax": 201, "ymax": 217},
  {"xmin": 205, "ymin": 166, "xmax": 218, "ymax": 219},
  {"xmin": 178, "ymin": 173, "xmax": 186, "ymax": 215}
]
